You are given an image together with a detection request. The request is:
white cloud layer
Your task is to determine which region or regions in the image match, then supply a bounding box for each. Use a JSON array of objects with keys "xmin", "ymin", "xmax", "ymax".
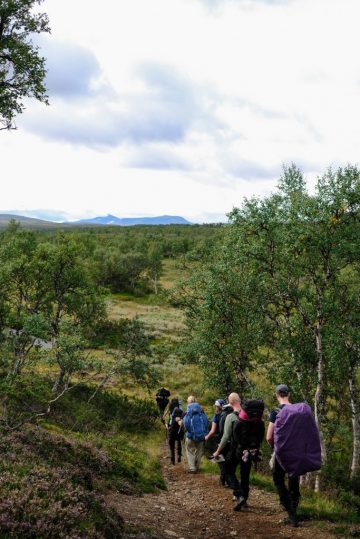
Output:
[{"xmin": 1, "ymin": 0, "xmax": 360, "ymax": 222}]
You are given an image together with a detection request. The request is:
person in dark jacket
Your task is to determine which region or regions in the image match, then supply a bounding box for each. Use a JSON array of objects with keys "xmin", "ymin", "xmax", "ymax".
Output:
[
  {"xmin": 167, "ymin": 405, "xmax": 184, "ymax": 464},
  {"xmin": 205, "ymin": 399, "xmax": 227, "ymax": 485}
]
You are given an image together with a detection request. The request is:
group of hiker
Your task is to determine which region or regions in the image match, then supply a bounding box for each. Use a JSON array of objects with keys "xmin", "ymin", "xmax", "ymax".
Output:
[{"xmin": 155, "ymin": 384, "xmax": 321, "ymax": 529}]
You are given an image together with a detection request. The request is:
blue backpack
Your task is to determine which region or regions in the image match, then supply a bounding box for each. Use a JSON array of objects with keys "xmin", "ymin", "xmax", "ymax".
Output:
[{"xmin": 184, "ymin": 403, "xmax": 209, "ymax": 441}]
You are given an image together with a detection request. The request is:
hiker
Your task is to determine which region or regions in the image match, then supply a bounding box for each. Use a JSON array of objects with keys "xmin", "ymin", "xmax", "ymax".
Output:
[
  {"xmin": 213, "ymin": 393, "xmax": 265, "ymax": 511},
  {"xmin": 183, "ymin": 397, "xmax": 209, "ymax": 473},
  {"xmin": 205, "ymin": 399, "xmax": 227, "ymax": 485},
  {"xmin": 266, "ymin": 384, "xmax": 321, "ymax": 528},
  {"xmin": 166, "ymin": 399, "xmax": 184, "ymax": 465},
  {"xmin": 155, "ymin": 387, "xmax": 171, "ymax": 419}
]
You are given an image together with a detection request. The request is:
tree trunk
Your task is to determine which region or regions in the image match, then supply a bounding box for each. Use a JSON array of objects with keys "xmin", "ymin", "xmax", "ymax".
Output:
[
  {"xmin": 52, "ymin": 366, "xmax": 65, "ymax": 393},
  {"xmin": 12, "ymin": 355, "xmax": 23, "ymax": 375},
  {"xmin": 349, "ymin": 363, "xmax": 360, "ymax": 479},
  {"xmin": 314, "ymin": 322, "xmax": 326, "ymax": 492},
  {"xmin": 153, "ymin": 276, "xmax": 158, "ymax": 295}
]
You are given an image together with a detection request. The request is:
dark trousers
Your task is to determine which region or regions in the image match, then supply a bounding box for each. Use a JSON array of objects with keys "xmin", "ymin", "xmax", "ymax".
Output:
[
  {"xmin": 218, "ymin": 460, "xmax": 227, "ymax": 485},
  {"xmin": 169, "ymin": 435, "xmax": 182, "ymax": 463},
  {"xmin": 225, "ymin": 456, "xmax": 252, "ymax": 500},
  {"xmin": 273, "ymin": 458, "xmax": 300, "ymax": 512}
]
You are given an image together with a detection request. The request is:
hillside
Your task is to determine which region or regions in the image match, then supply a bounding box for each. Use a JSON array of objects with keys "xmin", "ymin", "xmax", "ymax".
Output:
[{"xmin": 0, "ymin": 214, "xmax": 60, "ymax": 229}]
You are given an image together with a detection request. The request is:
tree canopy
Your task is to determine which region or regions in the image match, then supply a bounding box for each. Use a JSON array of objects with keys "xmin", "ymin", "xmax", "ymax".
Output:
[{"xmin": 0, "ymin": 0, "xmax": 49, "ymax": 129}]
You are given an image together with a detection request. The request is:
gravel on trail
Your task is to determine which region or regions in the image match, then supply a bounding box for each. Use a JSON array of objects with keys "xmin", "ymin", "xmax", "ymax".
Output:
[{"xmin": 107, "ymin": 448, "xmax": 337, "ymax": 539}]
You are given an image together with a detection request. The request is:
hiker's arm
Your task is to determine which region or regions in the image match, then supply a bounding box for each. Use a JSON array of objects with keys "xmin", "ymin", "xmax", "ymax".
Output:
[
  {"xmin": 205, "ymin": 421, "xmax": 217, "ymax": 441},
  {"xmin": 266, "ymin": 422, "xmax": 275, "ymax": 448},
  {"xmin": 213, "ymin": 415, "xmax": 233, "ymax": 457}
]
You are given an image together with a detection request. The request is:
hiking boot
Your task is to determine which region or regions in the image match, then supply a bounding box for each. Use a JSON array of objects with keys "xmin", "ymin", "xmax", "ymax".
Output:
[
  {"xmin": 287, "ymin": 512, "xmax": 299, "ymax": 528},
  {"xmin": 242, "ymin": 501, "xmax": 249, "ymax": 509},
  {"xmin": 234, "ymin": 496, "xmax": 246, "ymax": 512}
]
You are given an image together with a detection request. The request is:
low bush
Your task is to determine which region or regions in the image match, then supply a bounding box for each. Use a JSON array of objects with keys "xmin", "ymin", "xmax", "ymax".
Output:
[{"xmin": 0, "ymin": 467, "xmax": 123, "ymax": 538}]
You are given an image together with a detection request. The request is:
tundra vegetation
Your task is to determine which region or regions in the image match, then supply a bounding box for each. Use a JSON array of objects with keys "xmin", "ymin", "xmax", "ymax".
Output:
[{"xmin": 0, "ymin": 166, "xmax": 359, "ymax": 535}]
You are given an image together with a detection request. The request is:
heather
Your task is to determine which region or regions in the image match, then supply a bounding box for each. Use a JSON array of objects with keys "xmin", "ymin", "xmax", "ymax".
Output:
[{"xmin": 0, "ymin": 374, "xmax": 164, "ymax": 538}]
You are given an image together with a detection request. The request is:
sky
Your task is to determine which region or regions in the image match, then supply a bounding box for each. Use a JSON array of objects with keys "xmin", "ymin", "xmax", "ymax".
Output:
[{"xmin": 1, "ymin": 0, "xmax": 360, "ymax": 223}]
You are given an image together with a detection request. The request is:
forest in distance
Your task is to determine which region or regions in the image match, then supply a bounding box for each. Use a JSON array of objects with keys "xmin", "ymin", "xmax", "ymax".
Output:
[{"xmin": 0, "ymin": 164, "xmax": 359, "ymax": 536}]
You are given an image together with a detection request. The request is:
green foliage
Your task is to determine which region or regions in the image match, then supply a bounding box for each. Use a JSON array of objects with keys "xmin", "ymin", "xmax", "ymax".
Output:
[
  {"xmin": 0, "ymin": 0, "xmax": 50, "ymax": 129},
  {"xmin": 178, "ymin": 164, "xmax": 360, "ymax": 497}
]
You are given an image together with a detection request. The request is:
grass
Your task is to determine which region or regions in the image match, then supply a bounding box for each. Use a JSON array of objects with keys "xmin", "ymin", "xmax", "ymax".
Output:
[
  {"xmin": 107, "ymin": 296, "xmax": 184, "ymax": 341},
  {"xmin": 250, "ymin": 472, "xmax": 359, "ymax": 524}
]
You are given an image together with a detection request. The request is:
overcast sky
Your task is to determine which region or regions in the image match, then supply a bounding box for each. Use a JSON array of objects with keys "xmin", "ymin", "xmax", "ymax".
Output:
[{"xmin": 1, "ymin": 0, "xmax": 360, "ymax": 222}]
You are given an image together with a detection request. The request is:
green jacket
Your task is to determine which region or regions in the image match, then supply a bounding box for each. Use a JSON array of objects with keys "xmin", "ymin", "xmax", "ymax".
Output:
[{"xmin": 218, "ymin": 412, "xmax": 238, "ymax": 452}]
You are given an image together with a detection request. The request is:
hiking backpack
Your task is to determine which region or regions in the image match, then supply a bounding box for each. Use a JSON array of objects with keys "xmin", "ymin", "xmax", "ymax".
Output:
[
  {"xmin": 184, "ymin": 403, "xmax": 208, "ymax": 442},
  {"xmin": 156, "ymin": 387, "xmax": 170, "ymax": 400},
  {"xmin": 274, "ymin": 402, "xmax": 321, "ymax": 477},
  {"xmin": 230, "ymin": 400, "xmax": 265, "ymax": 460},
  {"xmin": 168, "ymin": 407, "xmax": 184, "ymax": 437},
  {"xmin": 219, "ymin": 405, "xmax": 233, "ymax": 438},
  {"xmin": 242, "ymin": 399, "xmax": 265, "ymax": 421}
]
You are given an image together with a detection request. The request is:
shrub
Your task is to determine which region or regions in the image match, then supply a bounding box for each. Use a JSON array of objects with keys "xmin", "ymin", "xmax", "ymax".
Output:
[{"xmin": 0, "ymin": 467, "xmax": 123, "ymax": 538}]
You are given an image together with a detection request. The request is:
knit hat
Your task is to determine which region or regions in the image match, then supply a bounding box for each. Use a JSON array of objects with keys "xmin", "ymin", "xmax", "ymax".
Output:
[{"xmin": 215, "ymin": 399, "xmax": 225, "ymax": 407}]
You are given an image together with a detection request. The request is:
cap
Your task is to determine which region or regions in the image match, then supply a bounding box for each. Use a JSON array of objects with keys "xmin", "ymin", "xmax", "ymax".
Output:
[
  {"xmin": 215, "ymin": 399, "xmax": 225, "ymax": 407},
  {"xmin": 276, "ymin": 384, "xmax": 289, "ymax": 395}
]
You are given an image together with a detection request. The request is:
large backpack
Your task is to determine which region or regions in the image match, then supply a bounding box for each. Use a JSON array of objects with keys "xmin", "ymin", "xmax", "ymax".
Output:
[
  {"xmin": 232, "ymin": 400, "xmax": 265, "ymax": 455},
  {"xmin": 242, "ymin": 399, "xmax": 264, "ymax": 421},
  {"xmin": 168, "ymin": 407, "xmax": 184, "ymax": 438},
  {"xmin": 219, "ymin": 405, "xmax": 233, "ymax": 438},
  {"xmin": 156, "ymin": 388, "xmax": 170, "ymax": 409},
  {"xmin": 156, "ymin": 387, "xmax": 170, "ymax": 400},
  {"xmin": 274, "ymin": 403, "xmax": 321, "ymax": 477},
  {"xmin": 184, "ymin": 403, "xmax": 208, "ymax": 442}
]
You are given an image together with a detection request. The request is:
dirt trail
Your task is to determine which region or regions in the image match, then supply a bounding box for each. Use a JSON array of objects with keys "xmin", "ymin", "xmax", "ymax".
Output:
[{"xmin": 108, "ymin": 447, "xmax": 337, "ymax": 539}]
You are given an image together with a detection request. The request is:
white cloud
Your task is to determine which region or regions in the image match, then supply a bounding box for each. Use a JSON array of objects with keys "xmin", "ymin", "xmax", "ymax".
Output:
[{"xmin": 1, "ymin": 0, "xmax": 360, "ymax": 221}]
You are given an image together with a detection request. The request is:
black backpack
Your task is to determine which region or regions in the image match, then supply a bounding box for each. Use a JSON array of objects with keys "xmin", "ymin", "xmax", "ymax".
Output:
[
  {"xmin": 232, "ymin": 400, "xmax": 265, "ymax": 455},
  {"xmin": 156, "ymin": 387, "xmax": 170, "ymax": 399},
  {"xmin": 242, "ymin": 399, "xmax": 264, "ymax": 421},
  {"xmin": 219, "ymin": 405, "xmax": 234, "ymax": 438},
  {"xmin": 168, "ymin": 407, "xmax": 184, "ymax": 437}
]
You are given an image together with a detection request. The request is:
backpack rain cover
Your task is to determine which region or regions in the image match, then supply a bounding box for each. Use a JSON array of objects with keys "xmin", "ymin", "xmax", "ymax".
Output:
[{"xmin": 274, "ymin": 403, "xmax": 322, "ymax": 477}]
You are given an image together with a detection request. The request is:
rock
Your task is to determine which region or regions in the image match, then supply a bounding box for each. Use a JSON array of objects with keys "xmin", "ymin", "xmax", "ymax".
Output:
[
  {"xmin": 161, "ymin": 506, "xmax": 166, "ymax": 512},
  {"xmin": 230, "ymin": 532, "xmax": 237, "ymax": 536},
  {"xmin": 165, "ymin": 531, "xmax": 177, "ymax": 537}
]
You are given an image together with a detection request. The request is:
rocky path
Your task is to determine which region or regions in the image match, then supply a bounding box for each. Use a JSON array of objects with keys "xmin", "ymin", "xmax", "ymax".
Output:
[{"xmin": 108, "ymin": 450, "xmax": 336, "ymax": 539}]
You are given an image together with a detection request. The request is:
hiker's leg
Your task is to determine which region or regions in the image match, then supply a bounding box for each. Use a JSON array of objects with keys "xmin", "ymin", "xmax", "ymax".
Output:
[
  {"xmin": 225, "ymin": 457, "xmax": 240, "ymax": 497},
  {"xmin": 239, "ymin": 459, "xmax": 252, "ymax": 501},
  {"xmin": 177, "ymin": 437, "xmax": 182, "ymax": 461},
  {"xmin": 194, "ymin": 441, "xmax": 204, "ymax": 471},
  {"xmin": 218, "ymin": 461, "xmax": 227, "ymax": 485},
  {"xmin": 185, "ymin": 438, "xmax": 197, "ymax": 471},
  {"xmin": 273, "ymin": 458, "xmax": 290, "ymax": 510},
  {"xmin": 169, "ymin": 435, "xmax": 176, "ymax": 464},
  {"xmin": 289, "ymin": 475, "xmax": 300, "ymax": 509}
]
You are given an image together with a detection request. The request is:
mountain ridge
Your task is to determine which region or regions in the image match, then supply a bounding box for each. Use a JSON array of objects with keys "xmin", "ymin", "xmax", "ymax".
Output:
[
  {"xmin": 68, "ymin": 214, "xmax": 192, "ymax": 226},
  {"xmin": 0, "ymin": 213, "xmax": 192, "ymax": 228}
]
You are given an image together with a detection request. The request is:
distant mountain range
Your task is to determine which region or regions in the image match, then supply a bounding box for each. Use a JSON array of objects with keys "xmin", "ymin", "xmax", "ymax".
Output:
[
  {"xmin": 71, "ymin": 214, "xmax": 191, "ymax": 226},
  {"xmin": 0, "ymin": 213, "xmax": 192, "ymax": 228}
]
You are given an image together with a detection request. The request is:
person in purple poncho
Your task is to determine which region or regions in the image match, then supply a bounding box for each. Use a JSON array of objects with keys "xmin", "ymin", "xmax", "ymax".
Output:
[{"xmin": 266, "ymin": 384, "xmax": 300, "ymax": 528}]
